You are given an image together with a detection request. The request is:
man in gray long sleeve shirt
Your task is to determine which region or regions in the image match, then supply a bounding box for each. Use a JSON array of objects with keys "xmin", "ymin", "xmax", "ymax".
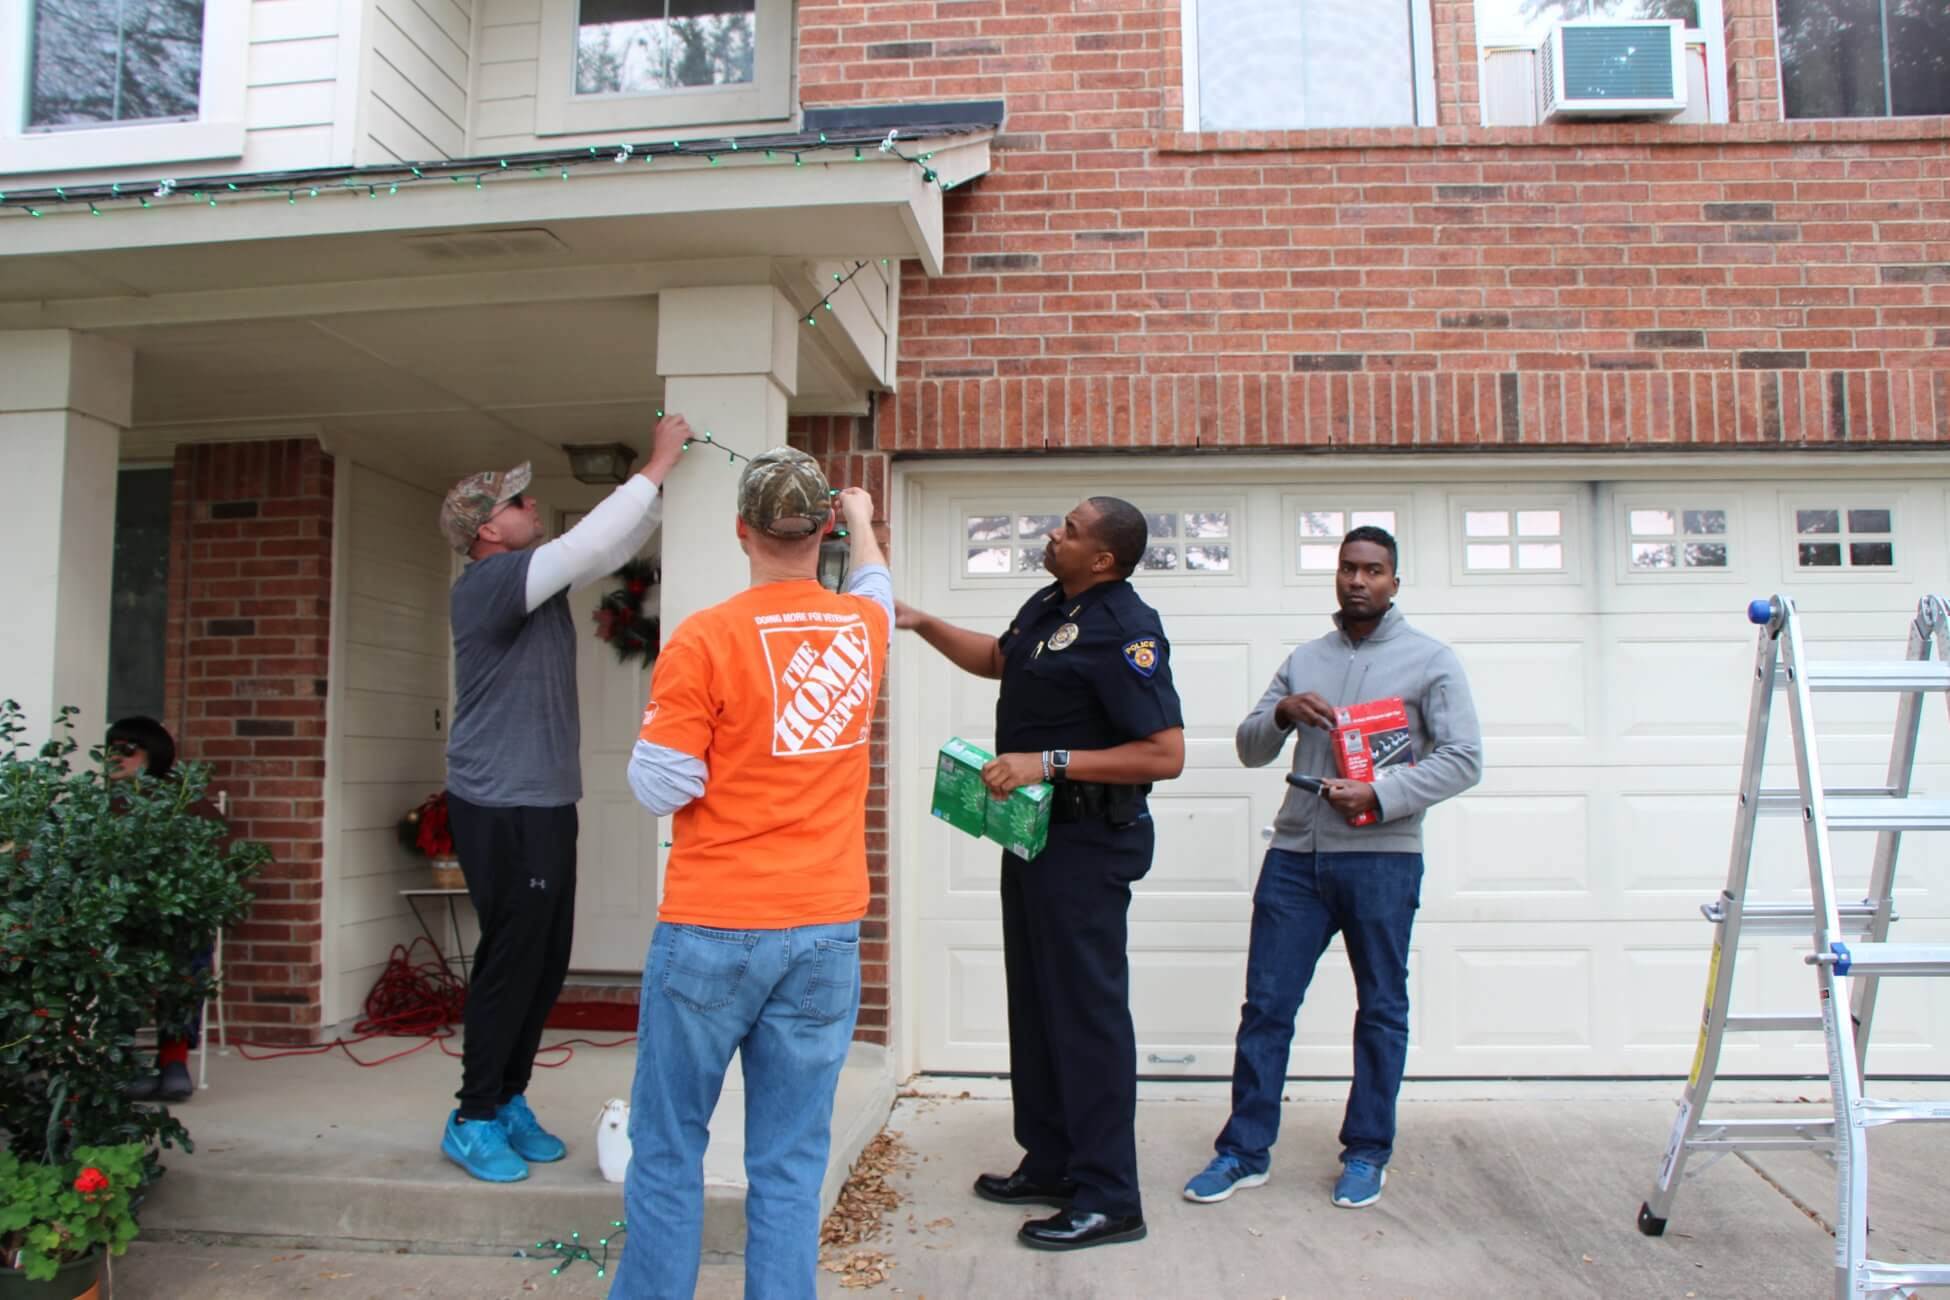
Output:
[
  {"xmin": 434, "ymin": 413, "xmax": 692, "ymax": 1185},
  {"xmin": 1183, "ymin": 525, "xmax": 1481, "ymax": 1213}
]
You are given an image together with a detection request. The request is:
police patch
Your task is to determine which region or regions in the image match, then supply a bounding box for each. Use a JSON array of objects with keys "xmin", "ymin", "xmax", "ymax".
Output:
[
  {"xmin": 1122, "ymin": 638, "xmax": 1159, "ymax": 678},
  {"xmin": 1048, "ymin": 622, "xmax": 1080, "ymax": 651}
]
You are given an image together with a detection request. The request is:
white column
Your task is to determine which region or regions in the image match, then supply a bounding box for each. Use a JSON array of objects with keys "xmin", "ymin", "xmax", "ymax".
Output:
[
  {"xmin": 655, "ymin": 285, "xmax": 801, "ymax": 632},
  {"xmin": 0, "ymin": 330, "xmax": 131, "ymax": 744}
]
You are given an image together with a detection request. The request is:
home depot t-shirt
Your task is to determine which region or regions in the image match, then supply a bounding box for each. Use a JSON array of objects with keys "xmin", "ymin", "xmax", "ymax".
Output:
[{"xmin": 641, "ymin": 579, "xmax": 889, "ymax": 928}]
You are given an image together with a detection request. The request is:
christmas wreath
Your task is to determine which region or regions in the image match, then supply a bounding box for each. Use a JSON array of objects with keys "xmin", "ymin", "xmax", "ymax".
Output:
[
  {"xmin": 397, "ymin": 790, "xmax": 454, "ymax": 859},
  {"xmin": 593, "ymin": 559, "xmax": 661, "ymax": 666}
]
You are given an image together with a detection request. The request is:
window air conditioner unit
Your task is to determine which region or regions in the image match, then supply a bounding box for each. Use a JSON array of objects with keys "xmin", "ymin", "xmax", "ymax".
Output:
[{"xmin": 1538, "ymin": 20, "xmax": 1687, "ymax": 121}]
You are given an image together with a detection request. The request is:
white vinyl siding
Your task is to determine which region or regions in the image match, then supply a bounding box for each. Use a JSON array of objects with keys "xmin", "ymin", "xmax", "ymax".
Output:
[{"xmin": 325, "ymin": 464, "xmax": 453, "ymax": 1023}]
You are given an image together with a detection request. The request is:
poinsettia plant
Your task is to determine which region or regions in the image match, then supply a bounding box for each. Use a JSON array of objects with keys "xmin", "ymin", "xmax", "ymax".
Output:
[
  {"xmin": 0, "ymin": 1143, "xmax": 144, "ymax": 1279},
  {"xmin": 395, "ymin": 791, "xmax": 454, "ymax": 859}
]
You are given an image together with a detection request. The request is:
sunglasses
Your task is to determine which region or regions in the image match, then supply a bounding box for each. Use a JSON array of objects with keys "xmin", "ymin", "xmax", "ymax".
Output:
[{"xmin": 108, "ymin": 741, "xmax": 140, "ymax": 758}]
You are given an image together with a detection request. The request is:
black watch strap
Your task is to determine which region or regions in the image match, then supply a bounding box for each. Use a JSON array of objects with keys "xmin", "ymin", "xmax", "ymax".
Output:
[{"xmin": 1051, "ymin": 749, "xmax": 1071, "ymax": 780}]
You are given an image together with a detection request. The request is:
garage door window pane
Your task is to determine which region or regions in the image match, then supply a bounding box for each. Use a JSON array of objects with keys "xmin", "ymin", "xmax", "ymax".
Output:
[
  {"xmin": 1516, "ymin": 510, "xmax": 1561, "ymax": 537},
  {"xmin": 1630, "ymin": 503, "xmax": 1733, "ymax": 571},
  {"xmin": 1186, "ymin": 544, "xmax": 1231, "ymax": 571},
  {"xmin": 1517, "ymin": 542, "xmax": 1563, "ymax": 570},
  {"xmin": 1350, "ymin": 510, "xmax": 1396, "ymax": 531},
  {"xmin": 1015, "ymin": 549, "xmax": 1046, "ymax": 574},
  {"xmin": 1018, "ymin": 514, "xmax": 1060, "ymax": 539},
  {"xmin": 1466, "ymin": 510, "xmax": 1508, "ymax": 537},
  {"xmin": 1298, "ymin": 510, "xmax": 1344, "ymax": 538},
  {"xmin": 966, "ymin": 546, "xmax": 1009, "ymax": 573},
  {"xmin": 1185, "ymin": 511, "xmax": 1231, "ymax": 538},
  {"xmin": 1143, "ymin": 546, "xmax": 1179, "ymax": 571},
  {"xmin": 1467, "ymin": 543, "xmax": 1511, "ymax": 569},
  {"xmin": 1792, "ymin": 503, "xmax": 1895, "ymax": 570},
  {"xmin": 1299, "ymin": 542, "xmax": 1340, "ymax": 570}
]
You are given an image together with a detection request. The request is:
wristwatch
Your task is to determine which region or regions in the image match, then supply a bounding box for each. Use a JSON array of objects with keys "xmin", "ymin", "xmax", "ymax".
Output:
[{"xmin": 1050, "ymin": 749, "xmax": 1071, "ymax": 781}]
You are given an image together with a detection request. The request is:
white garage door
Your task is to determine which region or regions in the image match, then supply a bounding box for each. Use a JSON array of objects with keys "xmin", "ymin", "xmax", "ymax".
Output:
[{"xmin": 893, "ymin": 460, "xmax": 1950, "ymax": 1078}]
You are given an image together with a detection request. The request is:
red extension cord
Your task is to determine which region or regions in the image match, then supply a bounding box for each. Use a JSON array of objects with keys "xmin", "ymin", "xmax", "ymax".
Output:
[{"xmin": 225, "ymin": 937, "xmax": 635, "ymax": 1067}]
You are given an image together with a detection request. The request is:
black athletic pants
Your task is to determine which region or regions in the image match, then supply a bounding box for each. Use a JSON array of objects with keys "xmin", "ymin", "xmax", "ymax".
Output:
[
  {"xmin": 999, "ymin": 811, "xmax": 1154, "ymax": 1218},
  {"xmin": 446, "ymin": 794, "xmax": 578, "ymax": 1121}
]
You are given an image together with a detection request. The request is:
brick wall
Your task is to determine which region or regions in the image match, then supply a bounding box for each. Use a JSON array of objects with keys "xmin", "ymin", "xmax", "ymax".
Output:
[
  {"xmin": 799, "ymin": 0, "xmax": 1950, "ymax": 452},
  {"xmin": 166, "ymin": 440, "xmax": 334, "ymax": 1045}
]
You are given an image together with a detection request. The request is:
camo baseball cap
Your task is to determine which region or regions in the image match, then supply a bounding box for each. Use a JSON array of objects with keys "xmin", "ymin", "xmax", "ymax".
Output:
[
  {"xmin": 439, "ymin": 462, "xmax": 533, "ymax": 554},
  {"xmin": 737, "ymin": 447, "xmax": 832, "ymax": 539}
]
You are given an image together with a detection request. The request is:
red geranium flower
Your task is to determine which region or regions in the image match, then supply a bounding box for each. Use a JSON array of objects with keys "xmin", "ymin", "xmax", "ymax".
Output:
[{"xmin": 74, "ymin": 1167, "xmax": 109, "ymax": 1195}]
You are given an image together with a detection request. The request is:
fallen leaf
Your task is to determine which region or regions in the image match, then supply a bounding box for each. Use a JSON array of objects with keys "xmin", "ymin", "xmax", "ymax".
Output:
[
  {"xmin": 1248, "ymin": 1228, "xmax": 1263, "ymax": 1238},
  {"xmin": 319, "ymin": 1272, "xmax": 353, "ymax": 1280},
  {"xmin": 1581, "ymin": 1255, "xmax": 1594, "ymax": 1265}
]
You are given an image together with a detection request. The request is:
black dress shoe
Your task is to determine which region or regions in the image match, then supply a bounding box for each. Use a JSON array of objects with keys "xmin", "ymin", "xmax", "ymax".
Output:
[
  {"xmin": 122, "ymin": 1072, "xmax": 161, "ymax": 1101},
  {"xmin": 973, "ymin": 1169, "xmax": 1077, "ymax": 1207},
  {"xmin": 158, "ymin": 1061, "xmax": 194, "ymax": 1102},
  {"xmin": 1018, "ymin": 1207, "xmax": 1147, "ymax": 1251}
]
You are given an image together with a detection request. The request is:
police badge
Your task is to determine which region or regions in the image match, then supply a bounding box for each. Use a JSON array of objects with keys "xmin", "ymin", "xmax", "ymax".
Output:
[
  {"xmin": 1122, "ymin": 638, "xmax": 1159, "ymax": 677},
  {"xmin": 1047, "ymin": 622, "xmax": 1080, "ymax": 651}
]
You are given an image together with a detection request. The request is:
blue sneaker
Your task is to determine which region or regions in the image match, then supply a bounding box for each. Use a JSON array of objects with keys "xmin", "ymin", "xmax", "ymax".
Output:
[
  {"xmin": 496, "ymin": 1094, "xmax": 567, "ymax": 1163},
  {"xmin": 1332, "ymin": 1158, "xmax": 1386, "ymax": 1208},
  {"xmin": 442, "ymin": 1110, "xmax": 528, "ymax": 1182},
  {"xmin": 1182, "ymin": 1153, "xmax": 1269, "ymax": 1204}
]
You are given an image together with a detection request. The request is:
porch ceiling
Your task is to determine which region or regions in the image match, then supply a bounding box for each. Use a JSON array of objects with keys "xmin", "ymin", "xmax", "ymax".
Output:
[{"xmin": 1, "ymin": 132, "xmax": 990, "ymax": 500}]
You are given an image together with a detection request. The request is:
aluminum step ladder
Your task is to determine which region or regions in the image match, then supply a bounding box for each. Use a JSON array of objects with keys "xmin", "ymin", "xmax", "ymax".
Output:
[{"xmin": 1637, "ymin": 593, "xmax": 1950, "ymax": 1300}]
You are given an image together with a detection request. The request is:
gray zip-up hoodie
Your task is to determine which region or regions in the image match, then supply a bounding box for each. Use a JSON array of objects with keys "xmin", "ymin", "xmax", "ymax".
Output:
[{"xmin": 1238, "ymin": 605, "xmax": 1482, "ymax": 855}]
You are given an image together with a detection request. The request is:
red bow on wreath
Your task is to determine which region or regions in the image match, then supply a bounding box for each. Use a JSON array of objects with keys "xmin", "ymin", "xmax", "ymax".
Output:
[{"xmin": 592, "ymin": 559, "xmax": 661, "ymax": 667}]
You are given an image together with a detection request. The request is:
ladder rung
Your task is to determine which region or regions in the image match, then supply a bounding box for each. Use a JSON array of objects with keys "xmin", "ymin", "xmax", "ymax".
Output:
[
  {"xmin": 1693, "ymin": 1117, "xmax": 1834, "ymax": 1138},
  {"xmin": 1683, "ymin": 1137, "xmax": 1833, "ymax": 1152},
  {"xmin": 1825, "ymin": 797, "xmax": 1950, "ymax": 832},
  {"xmin": 1701, "ymin": 900, "xmax": 1887, "ymax": 935},
  {"xmin": 1814, "ymin": 942, "xmax": 1950, "ymax": 976},
  {"xmin": 1862, "ymin": 1262, "xmax": 1950, "ymax": 1288},
  {"xmin": 1723, "ymin": 1014, "xmax": 1826, "ymax": 1033},
  {"xmin": 1756, "ymin": 787, "xmax": 1896, "ymax": 812},
  {"xmin": 1854, "ymin": 1097, "xmax": 1950, "ymax": 1125},
  {"xmin": 1781, "ymin": 661, "xmax": 1950, "ymax": 692}
]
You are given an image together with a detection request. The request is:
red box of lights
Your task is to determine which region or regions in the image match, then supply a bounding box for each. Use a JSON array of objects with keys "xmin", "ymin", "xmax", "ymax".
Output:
[{"xmin": 1330, "ymin": 697, "xmax": 1416, "ymax": 827}]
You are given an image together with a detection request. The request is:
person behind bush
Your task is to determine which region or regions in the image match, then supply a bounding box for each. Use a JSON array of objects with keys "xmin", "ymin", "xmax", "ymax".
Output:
[{"xmin": 106, "ymin": 715, "xmax": 225, "ymax": 1104}]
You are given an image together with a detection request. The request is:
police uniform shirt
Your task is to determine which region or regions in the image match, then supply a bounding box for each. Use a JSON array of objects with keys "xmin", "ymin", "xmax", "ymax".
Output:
[{"xmin": 995, "ymin": 580, "xmax": 1184, "ymax": 755}]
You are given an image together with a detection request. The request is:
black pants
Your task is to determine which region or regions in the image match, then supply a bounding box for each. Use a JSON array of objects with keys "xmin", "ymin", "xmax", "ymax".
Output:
[
  {"xmin": 446, "ymin": 794, "xmax": 578, "ymax": 1121},
  {"xmin": 999, "ymin": 811, "xmax": 1154, "ymax": 1218}
]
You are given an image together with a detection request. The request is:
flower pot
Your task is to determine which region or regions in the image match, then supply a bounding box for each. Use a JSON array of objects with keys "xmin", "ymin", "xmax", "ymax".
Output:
[
  {"xmin": 0, "ymin": 1251, "xmax": 103, "ymax": 1300},
  {"xmin": 428, "ymin": 858, "xmax": 465, "ymax": 890}
]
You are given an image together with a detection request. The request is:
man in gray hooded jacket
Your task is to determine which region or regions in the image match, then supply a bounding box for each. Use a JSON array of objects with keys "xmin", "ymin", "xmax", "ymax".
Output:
[{"xmin": 1182, "ymin": 525, "xmax": 1481, "ymax": 1212}]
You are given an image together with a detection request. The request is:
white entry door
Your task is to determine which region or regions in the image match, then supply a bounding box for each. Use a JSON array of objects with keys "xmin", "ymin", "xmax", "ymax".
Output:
[
  {"xmin": 566, "ymin": 515, "xmax": 663, "ymax": 971},
  {"xmin": 896, "ymin": 463, "xmax": 1950, "ymax": 1078}
]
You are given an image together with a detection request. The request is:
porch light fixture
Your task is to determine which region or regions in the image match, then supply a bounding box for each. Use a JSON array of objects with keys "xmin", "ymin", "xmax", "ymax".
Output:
[
  {"xmin": 818, "ymin": 531, "xmax": 852, "ymax": 594},
  {"xmin": 562, "ymin": 442, "xmax": 635, "ymax": 486}
]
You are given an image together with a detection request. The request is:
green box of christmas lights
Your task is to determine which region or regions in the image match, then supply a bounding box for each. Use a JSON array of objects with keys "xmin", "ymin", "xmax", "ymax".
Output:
[{"xmin": 930, "ymin": 738, "xmax": 1052, "ymax": 861}]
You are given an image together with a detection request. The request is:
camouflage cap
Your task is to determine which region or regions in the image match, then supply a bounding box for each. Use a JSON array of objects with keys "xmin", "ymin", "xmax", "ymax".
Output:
[
  {"xmin": 737, "ymin": 447, "xmax": 832, "ymax": 539},
  {"xmin": 439, "ymin": 462, "xmax": 533, "ymax": 554}
]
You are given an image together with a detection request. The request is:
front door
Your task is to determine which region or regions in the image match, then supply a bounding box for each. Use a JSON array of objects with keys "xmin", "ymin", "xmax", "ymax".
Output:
[{"xmin": 565, "ymin": 512, "xmax": 663, "ymax": 971}]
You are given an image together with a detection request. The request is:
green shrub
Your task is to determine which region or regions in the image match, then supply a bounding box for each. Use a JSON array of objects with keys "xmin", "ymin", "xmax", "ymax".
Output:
[{"xmin": 0, "ymin": 702, "xmax": 268, "ymax": 1164}]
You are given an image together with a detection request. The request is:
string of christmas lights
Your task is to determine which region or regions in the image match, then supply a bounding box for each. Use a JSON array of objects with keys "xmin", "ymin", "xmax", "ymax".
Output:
[
  {"xmin": 531, "ymin": 1221, "xmax": 627, "ymax": 1281},
  {"xmin": 1, "ymin": 127, "xmax": 966, "ymax": 219},
  {"xmin": 662, "ymin": 426, "xmax": 850, "ymax": 538}
]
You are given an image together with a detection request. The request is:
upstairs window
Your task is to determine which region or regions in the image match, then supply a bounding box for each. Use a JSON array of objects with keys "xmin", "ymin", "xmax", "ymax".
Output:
[
  {"xmin": 575, "ymin": 0, "xmax": 756, "ymax": 97},
  {"xmin": 1778, "ymin": 0, "xmax": 1950, "ymax": 118},
  {"xmin": 1184, "ymin": 0, "xmax": 1437, "ymax": 130},
  {"xmin": 28, "ymin": 0, "xmax": 203, "ymax": 129}
]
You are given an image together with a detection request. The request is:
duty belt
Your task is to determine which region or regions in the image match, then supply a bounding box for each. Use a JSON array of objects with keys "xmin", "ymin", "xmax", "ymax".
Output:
[{"xmin": 1049, "ymin": 781, "xmax": 1153, "ymax": 827}]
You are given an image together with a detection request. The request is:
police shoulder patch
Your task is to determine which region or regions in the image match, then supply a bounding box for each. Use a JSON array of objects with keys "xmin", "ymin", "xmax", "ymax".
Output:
[{"xmin": 1122, "ymin": 637, "xmax": 1160, "ymax": 678}]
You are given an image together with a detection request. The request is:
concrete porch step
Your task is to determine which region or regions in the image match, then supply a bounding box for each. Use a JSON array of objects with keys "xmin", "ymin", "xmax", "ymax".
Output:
[{"xmin": 139, "ymin": 1032, "xmax": 894, "ymax": 1258}]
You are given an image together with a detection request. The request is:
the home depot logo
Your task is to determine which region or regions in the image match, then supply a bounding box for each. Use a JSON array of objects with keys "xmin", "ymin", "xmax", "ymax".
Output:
[{"xmin": 760, "ymin": 617, "xmax": 876, "ymax": 755}]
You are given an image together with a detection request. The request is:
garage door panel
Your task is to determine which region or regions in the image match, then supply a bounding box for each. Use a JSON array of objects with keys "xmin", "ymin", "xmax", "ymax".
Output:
[
  {"xmin": 1167, "ymin": 637, "xmax": 1261, "ymax": 745},
  {"xmin": 1432, "ymin": 791, "xmax": 1592, "ymax": 900},
  {"xmin": 1143, "ymin": 788, "xmax": 1260, "ymax": 899}
]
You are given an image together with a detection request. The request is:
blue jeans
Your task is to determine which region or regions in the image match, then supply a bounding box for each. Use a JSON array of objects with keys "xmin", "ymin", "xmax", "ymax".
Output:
[
  {"xmin": 612, "ymin": 920, "xmax": 861, "ymax": 1300},
  {"xmin": 1216, "ymin": 849, "xmax": 1422, "ymax": 1172}
]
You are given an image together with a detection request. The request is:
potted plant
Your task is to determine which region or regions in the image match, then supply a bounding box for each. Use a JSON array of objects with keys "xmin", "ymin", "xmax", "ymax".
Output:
[
  {"xmin": 0, "ymin": 701, "xmax": 267, "ymax": 1266},
  {"xmin": 0, "ymin": 1144, "xmax": 143, "ymax": 1298},
  {"xmin": 398, "ymin": 791, "xmax": 462, "ymax": 888}
]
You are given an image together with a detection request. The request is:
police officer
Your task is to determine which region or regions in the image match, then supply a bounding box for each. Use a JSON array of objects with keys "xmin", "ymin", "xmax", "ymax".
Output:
[{"xmin": 896, "ymin": 496, "xmax": 1184, "ymax": 1251}]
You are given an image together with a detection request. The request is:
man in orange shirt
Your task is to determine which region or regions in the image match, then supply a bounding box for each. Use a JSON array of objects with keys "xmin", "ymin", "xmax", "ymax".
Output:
[{"xmin": 613, "ymin": 449, "xmax": 889, "ymax": 1300}]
